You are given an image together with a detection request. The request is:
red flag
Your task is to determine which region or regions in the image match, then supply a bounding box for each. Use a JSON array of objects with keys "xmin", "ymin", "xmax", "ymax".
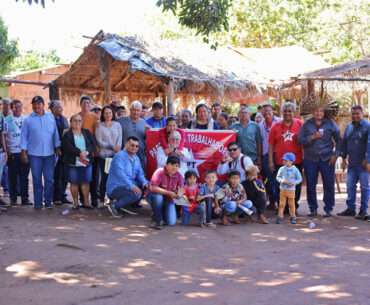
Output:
[{"xmin": 146, "ymin": 130, "xmax": 236, "ymax": 183}]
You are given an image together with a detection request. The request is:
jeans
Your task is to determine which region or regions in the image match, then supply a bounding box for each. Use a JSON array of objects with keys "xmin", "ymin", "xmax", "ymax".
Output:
[
  {"xmin": 346, "ymin": 165, "xmax": 370, "ymax": 212},
  {"xmin": 7, "ymin": 153, "xmax": 30, "ymax": 201},
  {"xmin": 28, "ymin": 155, "xmax": 55, "ymax": 207},
  {"xmin": 274, "ymin": 163, "xmax": 303, "ymax": 209},
  {"xmin": 278, "ymin": 189, "xmax": 295, "ymax": 218},
  {"xmin": 146, "ymin": 192, "xmax": 177, "ymax": 226},
  {"xmin": 261, "ymin": 155, "xmax": 278, "ymax": 204},
  {"xmin": 221, "ymin": 200, "xmax": 253, "ymax": 214},
  {"xmin": 1, "ymin": 161, "xmax": 8, "ymax": 192},
  {"xmin": 53, "ymin": 158, "xmax": 67, "ymax": 201},
  {"xmin": 182, "ymin": 205, "xmax": 205, "ymax": 225},
  {"xmin": 203, "ymin": 197, "xmax": 222, "ymax": 223},
  {"xmin": 303, "ymin": 158, "xmax": 335, "ymax": 212},
  {"xmin": 109, "ymin": 186, "xmax": 142, "ymax": 210}
]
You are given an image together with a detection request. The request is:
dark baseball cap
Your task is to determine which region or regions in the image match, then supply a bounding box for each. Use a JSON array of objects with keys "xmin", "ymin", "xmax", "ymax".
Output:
[
  {"xmin": 151, "ymin": 102, "xmax": 163, "ymax": 110},
  {"xmin": 31, "ymin": 96, "xmax": 44, "ymax": 104}
]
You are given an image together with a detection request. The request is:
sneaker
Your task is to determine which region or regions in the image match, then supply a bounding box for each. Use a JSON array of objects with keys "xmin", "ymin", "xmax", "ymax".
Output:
[
  {"xmin": 205, "ymin": 222, "xmax": 216, "ymax": 228},
  {"xmin": 153, "ymin": 221, "xmax": 163, "ymax": 230},
  {"xmin": 108, "ymin": 204, "xmax": 122, "ymax": 218},
  {"xmin": 10, "ymin": 199, "xmax": 18, "ymax": 206},
  {"xmin": 53, "ymin": 200, "xmax": 63, "ymax": 205},
  {"xmin": 0, "ymin": 197, "xmax": 8, "ymax": 206},
  {"xmin": 97, "ymin": 201, "xmax": 105, "ymax": 209},
  {"xmin": 290, "ymin": 217, "xmax": 297, "ymax": 224},
  {"xmin": 21, "ymin": 199, "xmax": 33, "ymax": 205},
  {"xmin": 355, "ymin": 210, "xmax": 368, "ymax": 220},
  {"xmin": 135, "ymin": 201, "xmax": 143, "ymax": 208},
  {"xmin": 276, "ymin": 217, "xmax": 283, "ymax": 224},
  {"xmin": 323, "ymin": 210, "xmax": 332, "ymax": 217},
  {"xmin": 120, "ymin": 207, "xmax": 139, "ymax": 215},
  {"xmin": 45, "ymin": 204, "xmax": 53, "ymax": 210},
  {"xmin": 307, "ymin": 210, "xmax": 317, "ymax": 217},
  {"xmin": 337, "ymin": 209, "xmax": 356, "ymax": 216},
  {"xmin": 91, "ymin": 201, "xmax": 98, "ymax": 208}
]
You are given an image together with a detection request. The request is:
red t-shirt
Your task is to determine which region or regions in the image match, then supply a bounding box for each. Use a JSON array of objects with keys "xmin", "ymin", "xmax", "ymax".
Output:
[
  {"xmin": 182, "ymin": 185, "xmax": 199, "ymax": 215},
  {"xmin": 268, "ymin": 118, "xmax": 303, "ymax": 165}
]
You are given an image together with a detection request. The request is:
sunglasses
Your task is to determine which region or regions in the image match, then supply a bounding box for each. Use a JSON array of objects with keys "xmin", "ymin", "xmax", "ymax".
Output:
[{"xmin": 228, "ymin": 148, "xmax": 238, "ymax": 152}]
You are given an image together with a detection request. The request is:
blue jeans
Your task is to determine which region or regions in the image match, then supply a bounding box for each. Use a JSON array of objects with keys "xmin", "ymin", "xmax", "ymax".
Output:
[
  {"xmin": 109, "ymin": 186, "xmax": 142, "ymax": 209},
  {"xmin": 261, "ymin": 155, "xmax": 278, "ymax": 204},
  {"xmin": 54, "ymin": 158, "xmax": 67, "ymax": 201},
  {"xmin": 1, "ymin": 162, "xmax": 8, "ymax": 192},
  {"xmin": 182, "ymin": 204, "xmax": 205, "ymax": 225},
  {"xmin": 303, "ymin": 158, "xmax": 335, "ymax": 212},
  {"xmin": 221, "ymin": 200, "xmax": 253, "ymax": 214},
  {"xmin": 28, "ymin": 155, "xmax": 55, "ymax": 207},
  {"xmin": 146, "ymin": 192, "xmax": 177, "ymax": 226},
  {"xmin": 7, "ymin": 153, "xmax": 30, "ymax": 201},
  {"xmin": 346, "ymin": 165, "xmax": 369, "ymax": 212}
]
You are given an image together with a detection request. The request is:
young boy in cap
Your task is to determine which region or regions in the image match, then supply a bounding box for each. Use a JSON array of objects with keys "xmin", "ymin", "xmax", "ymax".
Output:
[
  {"xmin": 146, "ymin": 102, "xmax": 166, "ymax": 128},
  {"xmin": 276, "ymin": 152, "xmax": 302, "ymax": 224}
]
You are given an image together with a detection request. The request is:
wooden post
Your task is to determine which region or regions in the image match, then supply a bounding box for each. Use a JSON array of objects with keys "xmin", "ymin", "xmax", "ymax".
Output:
[
  {"xmin": 49, "ymin": 81, "xmax": 60, "ymax": 100},
  {"xmin": 276, "ymin": 90, "xmax": 283, "ymax": 116},
  {"xmin": 104, "ymin": 57, "xmax": 112, "ymax": 106},
  {"xmin": 96, "ymin": 46, "xmax": 112, "ymax": 105},
  {"xmin": 162, "ymin": 95, "xmax": 167, "ymax": 116},
  {"xmin": 167, "ymin": 79, "xmax": 174, "ymax": 115},
  {"xmin": 307, "ymin": 80, "xmax": 315, "ymax": 95}
]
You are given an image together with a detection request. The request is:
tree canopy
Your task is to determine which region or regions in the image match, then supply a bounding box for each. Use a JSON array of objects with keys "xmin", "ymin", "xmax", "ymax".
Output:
[
  {"xmin": 0, "ymin": 16, "xmax": 18, "ymax": 77},
  {"xmin": 11, "ymin": 49, "xmax": 62, "ymax": 72}
]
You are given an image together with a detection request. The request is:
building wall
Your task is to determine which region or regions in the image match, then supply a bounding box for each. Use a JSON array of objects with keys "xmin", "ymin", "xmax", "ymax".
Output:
[{"xmin": 6, "ymin": 65, "xmax": 70, "ymax": 115}]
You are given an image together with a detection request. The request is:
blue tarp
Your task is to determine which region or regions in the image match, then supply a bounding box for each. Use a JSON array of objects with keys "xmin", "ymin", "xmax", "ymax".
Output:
[{"xmin": 98, "ymin": 39, "xmax": 166, "ymax": 77}]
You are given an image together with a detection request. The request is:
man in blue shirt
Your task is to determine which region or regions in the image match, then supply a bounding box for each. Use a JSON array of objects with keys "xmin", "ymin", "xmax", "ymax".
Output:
[
  {"xmin": 337, "ymin": 105, "xmax": 370, "ymax": 220},
  {"xmin": 231, "ymin": 106, "xmax": 263, "ymax": 165},
  {"xmin": 106, "ymin": 136, "xmax": 148, "ymax": 218},
  {"xmin": 146, "ymin": 102, "xmax": 166, "ymax": 128},
  {"xmin": 20, "ymin": 96, "xmax": 60, "ymax": 209},
  {"xmin": 298, "ymin": 106, "xmax": 342, "ymax": 217}
]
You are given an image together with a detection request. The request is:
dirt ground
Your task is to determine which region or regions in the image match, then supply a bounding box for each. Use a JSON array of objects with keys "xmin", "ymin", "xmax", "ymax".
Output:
[{"xmin": 0, "ymin": 183, "xmax": 369, "ymax": 305}]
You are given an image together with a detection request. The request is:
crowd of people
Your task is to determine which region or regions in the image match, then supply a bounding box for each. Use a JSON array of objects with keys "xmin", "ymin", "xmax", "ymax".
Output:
[{"xmin": 0, "ymin": 95, "xmax": 369, "ymax": 230}]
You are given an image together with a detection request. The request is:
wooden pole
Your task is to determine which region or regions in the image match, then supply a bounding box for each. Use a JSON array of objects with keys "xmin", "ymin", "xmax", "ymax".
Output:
[
  {"xmin": 167, "ymin": 79, "xmax": 174, "ymax": 115},
  {"xmin": 0, "ymin": 78, "xmax": 49, "ymax": 87},
  {"xmin": 307, "ymin": 80, "xmax": 315, "ymax": 95},
  {"xmin": 104, "ymin": 56, "xmax": 112, "ymax": 106}
]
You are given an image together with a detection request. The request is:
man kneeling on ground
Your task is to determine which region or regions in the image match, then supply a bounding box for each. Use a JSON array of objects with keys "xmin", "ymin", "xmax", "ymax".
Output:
[
  {"xmin": 106, "ymin": 136, "xmax": 148, "ymax": 218},
  {"xmin": 146, "ymin": 155, "xmax": 185, "ymax": 230}
]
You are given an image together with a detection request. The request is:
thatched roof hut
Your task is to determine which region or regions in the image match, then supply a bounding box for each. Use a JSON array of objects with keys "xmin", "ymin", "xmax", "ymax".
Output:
[
  {"xmin": 53, "ymin": 30, "xmax": 328, "ymax": 113},
  {"xmin": 281, "ymin": 54, "xmax": 370, "ymax": 110}
]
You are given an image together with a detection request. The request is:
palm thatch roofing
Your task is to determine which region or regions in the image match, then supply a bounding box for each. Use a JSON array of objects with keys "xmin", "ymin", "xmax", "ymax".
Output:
[
  {"xmin": 54, "ymin": 31, "xmax": 329, "ymax": 106},
  {"xmin": 285, "ymin": 54, "xmax": 370, "ymax": 92}
]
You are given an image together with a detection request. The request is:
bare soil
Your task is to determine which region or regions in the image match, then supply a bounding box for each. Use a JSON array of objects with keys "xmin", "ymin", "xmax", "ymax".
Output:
[{"xmin": 0, "ymin": 184, "xmax": 369, "ymax": 305}]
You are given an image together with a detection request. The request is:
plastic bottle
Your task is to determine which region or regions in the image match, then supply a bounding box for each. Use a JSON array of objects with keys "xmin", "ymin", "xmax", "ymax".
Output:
[
  {"xmin": 62, "ymin": 209, "xmax": 69, "ymax": 216},
  {"xmin": 309, "ymin": 222, "xmax": 316, "ymax": 229}
]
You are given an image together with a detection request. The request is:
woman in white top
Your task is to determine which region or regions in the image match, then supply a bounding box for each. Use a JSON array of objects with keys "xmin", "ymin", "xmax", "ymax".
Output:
[
  {"xmin": 156, "ymin": 131, "xmax": 190, "ymax": 177},
  {"xmin": 95, "ymin": 106, "xmax": 122, "ymax": 207}
]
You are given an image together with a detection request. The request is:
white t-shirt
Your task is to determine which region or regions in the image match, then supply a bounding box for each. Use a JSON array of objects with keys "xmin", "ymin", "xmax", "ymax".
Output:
[{"xmin": 4, "ymin": 114, "xmax": 26, "ymax": 153}]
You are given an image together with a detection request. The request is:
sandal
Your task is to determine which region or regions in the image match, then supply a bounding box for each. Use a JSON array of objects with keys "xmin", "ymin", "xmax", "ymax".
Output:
[
  {"xmin": 220, "ymin": 217, "xmax": 231, "ymax": 226},
  {"xmin": 72, "ymin": 205, "xmax": 79, "ymax": 210}
]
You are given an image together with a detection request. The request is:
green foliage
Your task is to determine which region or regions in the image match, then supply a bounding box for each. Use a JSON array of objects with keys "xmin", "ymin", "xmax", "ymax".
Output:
[
  {"xmin": 11, "ymin": 49, "xmax": 62, "ymax": 72},
  {"xmin": 156, "ymin": 0, "xmax": 369, "ymax": 64},
  {"xmin": 0, "ymin": 16, "xmax": 18, "ymax": 77},
  {"xmin": 156, "ymin": 0, "xmax": 232, "ymax": 48}
]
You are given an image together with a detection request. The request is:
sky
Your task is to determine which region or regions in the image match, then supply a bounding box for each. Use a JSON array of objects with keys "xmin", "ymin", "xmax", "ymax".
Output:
[{"xmin": 1, "ymin": 0, "xmax": 163, "ymax": 62}]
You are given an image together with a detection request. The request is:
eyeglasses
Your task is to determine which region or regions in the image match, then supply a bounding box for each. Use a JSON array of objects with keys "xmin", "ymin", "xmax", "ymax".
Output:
[
  {"xmin": 228, "ymin": 148, "xmax": 238, "ymax": 152},
  {"xmin": 73, "ymin": 120, "xmax": 82, "ymax": 122},
  {"xmin": 130, "ymin": 144, "xmax": 139, "ymax": 148}
]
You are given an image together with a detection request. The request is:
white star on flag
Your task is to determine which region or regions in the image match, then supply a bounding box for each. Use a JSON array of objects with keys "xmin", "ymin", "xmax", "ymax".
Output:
[
  {"xmin": 186, "ymin": 150, "xmax": 206, "ymax": 177},
  {"xmin": 282, "ymin": 131, "xmax": 294, "ymax": 142}
]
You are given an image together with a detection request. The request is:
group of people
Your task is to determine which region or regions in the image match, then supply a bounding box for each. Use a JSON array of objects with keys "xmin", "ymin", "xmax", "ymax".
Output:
[{"xmin": 0, "ymin": 95, "xmax": 368, "ymax": 230}]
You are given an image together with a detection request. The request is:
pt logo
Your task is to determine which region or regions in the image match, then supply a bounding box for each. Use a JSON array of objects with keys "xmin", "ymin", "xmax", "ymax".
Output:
[
  {"xmin": 186, "ymin": 150, "xmax": 205, "ymax": 177},
  {"xmin": 282, "ymin": 131, "xmax": 294, "ymax": 142}
]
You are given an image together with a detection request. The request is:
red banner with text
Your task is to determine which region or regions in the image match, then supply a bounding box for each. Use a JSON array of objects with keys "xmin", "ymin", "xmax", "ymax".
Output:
[{"xmin": 146, "ymin": 130, "xmax": 236, "ymax": 183}]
